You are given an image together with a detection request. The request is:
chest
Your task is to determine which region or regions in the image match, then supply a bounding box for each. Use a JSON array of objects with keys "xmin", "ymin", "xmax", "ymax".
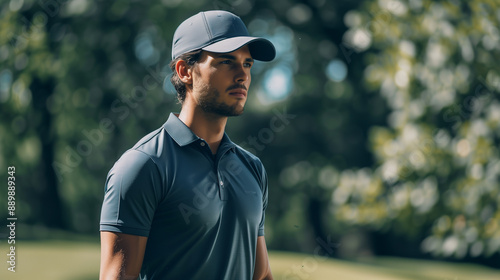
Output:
[{"xmin": 153, "ymin": 149, "xmax": 264, "ymax": 233}]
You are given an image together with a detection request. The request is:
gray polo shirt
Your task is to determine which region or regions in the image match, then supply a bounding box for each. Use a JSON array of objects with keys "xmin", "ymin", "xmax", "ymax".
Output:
[{"xmin": 100, "ymin": 113, "xmax": 268, "ymax": 279}]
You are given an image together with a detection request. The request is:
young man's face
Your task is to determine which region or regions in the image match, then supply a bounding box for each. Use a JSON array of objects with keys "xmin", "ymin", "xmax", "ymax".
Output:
[{"xmin": 190, "ymin": 45, "xmax": 253, "ymax": 116}]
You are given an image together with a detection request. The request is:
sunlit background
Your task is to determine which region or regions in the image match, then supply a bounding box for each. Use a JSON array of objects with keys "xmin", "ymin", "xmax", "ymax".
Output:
[{"xmin": 1, "ymin": 0, "xmax": 500, "ymax": 279}]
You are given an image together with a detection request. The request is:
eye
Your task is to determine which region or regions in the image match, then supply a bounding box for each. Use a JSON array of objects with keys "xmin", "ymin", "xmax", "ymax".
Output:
[
  {"xmin": 244, "ymin": 62, "xmax": 253, "ymax": 68},
  {"xmin": 221, "ymin": 60, "xmax": 232, "ymax": 64}
]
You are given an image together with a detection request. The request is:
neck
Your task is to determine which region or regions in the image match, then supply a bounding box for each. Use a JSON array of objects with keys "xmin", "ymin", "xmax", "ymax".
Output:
[{"xmin": 178, "ymin": 103, "xmax": 227, "ymax": 155}]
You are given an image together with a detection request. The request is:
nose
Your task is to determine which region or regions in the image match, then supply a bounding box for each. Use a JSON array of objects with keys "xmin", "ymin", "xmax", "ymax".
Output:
[{"xmin": 234, "ymin": 64, "xmax": 249, "ymax": 84}]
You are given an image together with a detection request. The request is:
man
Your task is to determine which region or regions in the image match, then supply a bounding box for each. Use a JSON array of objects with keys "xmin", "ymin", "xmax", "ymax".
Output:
[{"xmin": 99, "ymin": 10, "xmax": 276, "ymax": 280}]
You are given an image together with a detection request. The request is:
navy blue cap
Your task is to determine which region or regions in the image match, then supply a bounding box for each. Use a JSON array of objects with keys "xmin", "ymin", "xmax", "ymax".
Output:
[{"xmin": 172, "ymin": 10, "xmax": 276, "ymax": 61}]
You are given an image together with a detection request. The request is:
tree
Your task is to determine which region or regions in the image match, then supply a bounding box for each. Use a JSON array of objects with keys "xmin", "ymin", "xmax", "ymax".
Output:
[
  {"xmin": 324, "ymin": 0, "xmax": 500, "ymax": 261},
  {"xmin": 2, "ymin": 0, "xmax": 499, "ymax": 265}
]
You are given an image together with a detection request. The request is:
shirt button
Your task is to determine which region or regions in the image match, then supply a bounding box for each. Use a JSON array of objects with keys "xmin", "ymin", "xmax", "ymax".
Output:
[
  {"xmin": 220, "ymin": 181, "xmax": 224, "ymax": 186},
  {"xmin": 200, "ymin": 142, "xmax": 206, "ymax": 147}
]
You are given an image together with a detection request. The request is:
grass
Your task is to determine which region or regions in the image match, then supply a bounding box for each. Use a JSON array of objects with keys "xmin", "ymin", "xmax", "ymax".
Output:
[
  {"xmin": 1, "ymin": 241, "xmax": 499, "ymax": 280},
  {"xmin": 1, "ymin": 240, "xmax": 100, "ymax": 280},
  {"xmin": 271, "ymin": 251, "xmax": 500, "ymax": 280}
]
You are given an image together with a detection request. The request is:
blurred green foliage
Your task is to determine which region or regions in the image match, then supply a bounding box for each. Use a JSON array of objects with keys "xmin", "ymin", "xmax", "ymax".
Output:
[
  {"xmin": 1, "ymin": 0, "xmax": 499, "ymax": 265},
  {"xmin": 331, "ymin": 0, "xmax": 500, "ymax": 260}
]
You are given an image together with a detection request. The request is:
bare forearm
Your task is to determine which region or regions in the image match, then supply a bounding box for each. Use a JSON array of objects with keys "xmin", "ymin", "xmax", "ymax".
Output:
[
  {"xmin": 254, "ymin": 270, "xmax": 273, "ymax": 280},
  {"xmin": 100, "ymin": 269, "xmax": 139, "ymax": 280},
  {"xmin": 254, "ymin": 236, "xmax": 273, "ymax": 280},
  {"xmin": 100, "ymin": 231, "xmax": 147, "ymax": 280},
  {"xmin": 254, "ymin": 262, "xmax": 273, "ymax": 280},
  {"xmin": 100, "ymin": 259, "xmax": 140, "ymax": 280}
]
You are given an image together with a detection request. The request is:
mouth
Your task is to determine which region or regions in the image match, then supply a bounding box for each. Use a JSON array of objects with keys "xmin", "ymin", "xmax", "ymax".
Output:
[{"xmin": 228, "ymin": 88, "xmax": 247, "ymax": 98}]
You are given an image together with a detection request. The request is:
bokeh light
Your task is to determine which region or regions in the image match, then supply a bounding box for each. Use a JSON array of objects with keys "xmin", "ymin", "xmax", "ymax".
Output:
[{"xmin": 326, "ymin": 59, "xmax": 347, "ymax": 82}]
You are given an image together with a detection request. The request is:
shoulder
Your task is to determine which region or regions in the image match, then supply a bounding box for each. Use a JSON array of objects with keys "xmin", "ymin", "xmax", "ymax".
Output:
[
  {"xmin": 130, "ymin": 126, "xmax": 168, "ymax": 158},
  {"xmin": 233, "ymin": 143, "xmax": 264, "ymax": 167},
  {"xmin": 105, "ymin": 148, "xmax": 165, "ymax": 202},
  {"xmin": 232, "ymin": 143, "xmax": 267, "ymax": 181},
  {"xmin": 113, "ymin": 149, "xmax": 154, "ymax": 169},
  {"xmin": 107, "ymin": 149, "xmax": 160, "ymax": 185},
  {"xmin": 107, "ymin": 125, "xmax": 170, "ymax": 184}
]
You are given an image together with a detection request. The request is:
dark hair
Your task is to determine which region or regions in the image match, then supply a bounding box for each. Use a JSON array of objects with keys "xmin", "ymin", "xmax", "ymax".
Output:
[{"xmin": 169, "ymin": 49, "xmax": 203, "ymax": 104}]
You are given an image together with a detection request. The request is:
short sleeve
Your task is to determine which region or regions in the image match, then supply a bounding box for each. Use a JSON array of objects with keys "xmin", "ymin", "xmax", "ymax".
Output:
[
  {"xmin": 100, "ymin": 150, "xmax": 163, "ymax": 237},
  {"xmin": 258, "ymin": 164, "xmax": 268, "ymax": 236}
]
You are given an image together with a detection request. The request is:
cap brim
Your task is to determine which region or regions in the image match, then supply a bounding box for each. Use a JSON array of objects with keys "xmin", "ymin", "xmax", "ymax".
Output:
[{"xmin": 202, "ymin": 36, "xmax": 276, "ymax": 61}]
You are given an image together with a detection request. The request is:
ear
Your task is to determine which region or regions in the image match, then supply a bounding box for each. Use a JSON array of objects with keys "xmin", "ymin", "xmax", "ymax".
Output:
[{"xmin": 175, "ymin": 60, "xmax": 193, "ymax": 85}]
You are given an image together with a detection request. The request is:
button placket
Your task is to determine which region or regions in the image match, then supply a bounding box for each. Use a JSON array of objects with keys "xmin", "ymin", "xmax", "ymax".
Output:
[{"xmin": 216, "ymin": 161, "xmax": 227, "ymax": 201}]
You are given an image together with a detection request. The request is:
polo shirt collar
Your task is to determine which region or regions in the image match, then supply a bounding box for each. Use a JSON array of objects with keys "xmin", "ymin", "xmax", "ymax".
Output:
[
  {"xmin": 219, "ymin": 133, "xmax": 236, "ymax": 152},
  {"xmin": 164, "ymin": 113, "xmax": 236, "ymax": 152},
  {"xmin": 164, "ymin": 113, "xmax": 199, "ymax": 146}
]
